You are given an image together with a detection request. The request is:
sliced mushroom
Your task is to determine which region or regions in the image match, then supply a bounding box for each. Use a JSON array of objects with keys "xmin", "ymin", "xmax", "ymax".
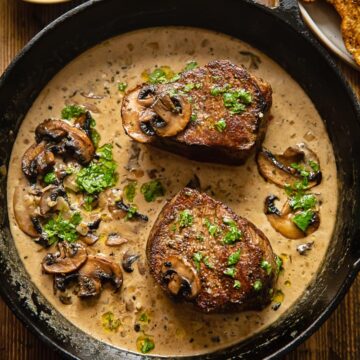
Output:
[
  {"xmin": 151, "ymin": 92, "xmax": 191, "ymax": 137},
  {"xmin": 257, "ymin": 144, "xmax": 322, "ymax": 188},
  {"xmin": 121, "ymin": 86, "xmax": 155, "ymax": 143},
  {"xmin": 13, "ymin": 185, "xmax": 41, "ymax": 237},
  {"xmin": 73, "ymin": 111, "xmax": 93, "ymax": 138},
  {"xmin": 39, "ymin": 186, "xmax": 68, "ymax": 216},
  {"xmin": 35, "ymin": 119, "xmax": 95, "ymax": 165},
  {"xmin": 161, "ymin": 255, "xmax": 201, "ymax": 300},
  {"xmin": 77, "ymin": 254, "xmax": 123, "ymax": 297},
  {"xmin": 80, "ymin": 233, "xmax": 99, "ymax": 246},
  {"xmin": 22, "ymin": 141, "xmax": 55, "ymax": 179},
  {"xmin": 106, "ymin": 233, "xmax": 128, "ymax": 247},
  {"xmin": 137, "ymin": 84, "xmax": 157, "ymax": 107},
  {"xmin": 265, "ymin": 195, "xmax": 320, "ymax": 239},
  {"xmin": 122, "ymin": 252, "xmax": 140, "ymax": 273},
  {"xmin": 115, "ymin": 200, "xmax": 149, "ymax": 222},
  {"xmin": 42, "ymin": 242, "xmax": 88, "ymax": 274}
]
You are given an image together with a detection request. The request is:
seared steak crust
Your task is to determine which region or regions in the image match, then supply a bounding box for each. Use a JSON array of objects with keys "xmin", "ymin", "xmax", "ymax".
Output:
[
  {"xmin": 122, "ymin": 60, "xmax": 272, "ymax": 164},
  {"xmin": 147, "ymin": 188, "xmax": 278, "ymax": 313}
]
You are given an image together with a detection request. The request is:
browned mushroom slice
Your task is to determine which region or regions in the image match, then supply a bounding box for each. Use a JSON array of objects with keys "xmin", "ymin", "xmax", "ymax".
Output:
[
  {"xmin": 42, "ymin": 242, "xmax": 88, "ymax": 274},
  {"xmin": 121, "ymin": 85, "xmax": 156, "ymax": 143},
  {"xmin": 122, "ymin": 252, "xmax": 140, "ymax": 273},
  {"xmin": 257, "ymin": 143, "xmax": 322, "ymax": 188},
  {"xmin": 151, "ymin": 92, "xmax": 191, "ymax": 137},
  {"xmin": 13, "ymin": 185, "xmax": 41, "ymax": 237},
  {"xmin": 161, "ymin": 255, "xmax": 201, "ymax": 300},
  {"xmin": 22, "ymin": 141, "xmax": 55, "ymax": 179},
  {"xmin": 39, "ymin": 186, "xmax": 68, "ymax": 216},
  {"xmin": 77, "ymin": 254, "xmax": 123, "ymax": 297},
  {"xmin": 35, "ymin": 119, "xmax": 95, "ymax": 165},
  {"xmin": 265, "ymin": 195, "xmax": 320, "ymax": 239},
  {"xmin": 106, "ymin": 233, "xmax": 128, "ymax": 247}
]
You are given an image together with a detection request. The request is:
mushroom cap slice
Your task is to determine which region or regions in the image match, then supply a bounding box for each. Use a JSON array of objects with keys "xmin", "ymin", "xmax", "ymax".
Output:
[
  {"xmin": 121, "ymin": 86, "xmax": 155, "ymax": 144},
  {"xmin": 265, "ymin": 196, "xmax": 320, "ymax": 239},
  {"xmin": 42, "ymin": 242, "xmax": 88, "ymax": 274},
  {"xmin": 13, "ymin": 185, "xmax": 41, "ymax": 237},
  {"xmin": 77, "ymin": 254, "xmax": 123, "ymax": 297},
  {"xmin": 39, "ymin": 186, "xmax": 68, "ymax": 216},
  {"xmin": 35, "ymin": 119, "xmax": 95, "ymax": 165},
  {"xmin": 161, "ymin": 255, "xmax": 201, "ymax": 300},
  {"xmin": 22, "ymin": 141, "xmax": 55, "ymax": 179},
  {"xmin": 151, "ymin": 92, "xmax": 192, "ymax": 137},
  {"xmin": 257, "ymin": 144, "xmax": 322, "ymax": 189}
]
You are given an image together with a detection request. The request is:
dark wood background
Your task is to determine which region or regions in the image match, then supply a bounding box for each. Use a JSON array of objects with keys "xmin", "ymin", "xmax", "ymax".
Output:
[{"xmin": 0, "ymin": 0, "xmax": 359, "ymax": 359}]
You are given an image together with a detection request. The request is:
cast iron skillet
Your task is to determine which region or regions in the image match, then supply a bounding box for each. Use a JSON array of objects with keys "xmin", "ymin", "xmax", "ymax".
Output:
[{"xmin": 0, "ymin": 0, "xmax": 360, "ymax": 359}]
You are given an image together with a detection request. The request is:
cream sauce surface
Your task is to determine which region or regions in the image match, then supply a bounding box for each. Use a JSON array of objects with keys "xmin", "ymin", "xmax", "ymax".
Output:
[{"xmin": 7, "ymin": 27, "xmax": 338, "ymax": 356}]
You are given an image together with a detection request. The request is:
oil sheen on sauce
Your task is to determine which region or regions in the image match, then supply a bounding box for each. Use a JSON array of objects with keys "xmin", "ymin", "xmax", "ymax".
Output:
[{"xmin": 7, "ymin": 27, "xmax": 338, "ymax": 356}]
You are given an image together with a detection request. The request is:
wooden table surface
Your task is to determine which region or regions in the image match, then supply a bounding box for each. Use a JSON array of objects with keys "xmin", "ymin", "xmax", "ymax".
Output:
[{"xmin": 0, "ymin": 0, "xmax": 359, "ymax": 359}]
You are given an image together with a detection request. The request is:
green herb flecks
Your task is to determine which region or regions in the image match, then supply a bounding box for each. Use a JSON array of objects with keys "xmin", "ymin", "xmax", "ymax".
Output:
[
  {"xmin": 214, "ymin": 118, "xmax": 227, "ymax": 132},
  {"xmin": 275, "ymin": 255, "xmax": 283, "ymax": 275},
  {"xmin": 223, "ymin": 89, "xmax": 252, "ymax": 114},
  {"xmin": 83, "ymin": 194, "xmax": 95, "ymax": 212},
  {"xmin": 101, "ymin": 311, "xmax": 121, "ymax": 332},
  {"xmin": 292, "ymin": 209, "xmax": 315, "ymax": 232},
  {"xmin": 125, "ymin": 205, "xmax": 138, "ymax": 221},
  {"xmin": 233, "ymin": 280, "xmax": 241, "ymax": 289},
  {"xmin": 124, "ymin": 181, "xmax": 137, "ymax": 202},
  {"xmin": 118, "ymin": 82, "xmax": 128, "ymax": 92},
  {"xmin": 183, "ymin": 61, "xmax": 198, "ymax": 71},
  {"xmin": 43, "ymin": 171, "xmax": 57, "ymax": 185},
  {"xmin": 289, "ymin": 193, "xmax": 317, "ymax": 211},
  {"xmin": 44, "ymin": 212, "xmax": 82, "ymax": 244},
  {"xmin": 223, "ymin": 267, "xmax": 236, "ymax": 278},
  {"xmin": 140, "ymin": 180, "xmax": 165, "ymax": 202},
  {"xmin": 137, "ymin": 336, "xmax": 155, "ymax": 354},
  {"xmin": 61, "ymin": 104, "xmax": 86, "ymax": 120},
  {"xmin": 146, "ymin": 66, "xmax": 175, "ymax": 84},
  {"xmin": 260, "ymin": 260, "xmax": 272, "ymax": 275},
  {"xmin": 228, "ymin": 249, "xmax": 241, "ymax": 266},
  {"xmin": 190, "ymin": 113, "xmax": 197, "ymax": 122},
  {"xmin": 203, "ymin": 256, "xmax": 214, "ymax": 269},
  {"xmin": 253, "ymin": 280, "xmax": 263, "ymax": 291},
  {"xmin": 204, "ymin": 218, "xmax": 221, "ymax": 237},
  {"xmin": 223, "ymin": 220, "xmax": 242, "ymax": 245},
  {"xmin": 179, "ymin": 209, "xmax": 193, "ymax": 229},
  {"xmin": 193, "ymin": 252, "xmax": 203, "ymax": 271},
  {"xmin": 309, "ymin": 160, "xmax": 320, "ymax": 172},
  {"xmin": 76, "ymin": 144, "xmax": 117, "ymax": 194},
  {"xmin": 139, "ymin": 313, "xmax": 150, "ymax": 323}
]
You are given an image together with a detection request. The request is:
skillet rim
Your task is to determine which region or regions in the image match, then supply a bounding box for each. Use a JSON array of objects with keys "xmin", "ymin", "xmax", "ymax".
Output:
[{"xmin": 0, "ymin": 0, "xmax": 360, "ymax": 359}]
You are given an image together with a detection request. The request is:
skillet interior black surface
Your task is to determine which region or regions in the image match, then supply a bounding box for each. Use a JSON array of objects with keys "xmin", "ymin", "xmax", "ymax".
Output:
[{"xmin": 0, "ymin": 0, "xmax": 360, "ymax": 359}]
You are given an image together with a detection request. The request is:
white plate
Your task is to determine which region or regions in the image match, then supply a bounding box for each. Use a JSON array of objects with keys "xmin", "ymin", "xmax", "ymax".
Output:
[{"xmin": 299, "ymin": 1, "xmax": 360, "ymax": 71}]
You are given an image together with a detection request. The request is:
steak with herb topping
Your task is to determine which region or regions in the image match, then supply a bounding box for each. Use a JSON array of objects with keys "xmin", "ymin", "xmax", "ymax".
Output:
[
  {"xmin": 146, "ymin": 188, "xmax": 279, "ymax": 313},
  {"xmin": 121, "ymin": 60, "xmax": 272, "ymax": 164}
]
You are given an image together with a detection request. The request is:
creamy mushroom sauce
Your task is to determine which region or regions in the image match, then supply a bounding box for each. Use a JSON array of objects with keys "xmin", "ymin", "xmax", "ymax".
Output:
[{"xmin": 7, "ymin": 27, "xmax": 338, "ymax": 356}]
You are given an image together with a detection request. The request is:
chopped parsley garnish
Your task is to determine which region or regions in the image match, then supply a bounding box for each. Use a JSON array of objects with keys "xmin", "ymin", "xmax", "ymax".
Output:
[
  {"xmin": 228, "ymin": 249, "xmax": 241, "ymax": 266},
  {"xmin": 309, "ymin": 160, "xmax": 320, "ymax": 172},
  {"xmin": 196, "ymin": 233, "xmax": 204, "ymax": 242},
  {"xmin": 118, "ymin": 82, "xmax": 128, "ymax": 92},
  {"xmin": 125, "ymin": 205, "xmax": 138, "ymax": 221},
  {"xmin": 193, "ymin": 252, "xmax": 203, "ymax": 271},
  {"xmin": 214, "ymin": 118, "xmax": 227, "ymax": 132},
  {"xmin": 292, "ymin": 209, "xmax": 315, "ymax": 232},
  {"xmin": 44, "ymin": 212, "xmax": 82, "ymax": 244},
  {"xmin": 253, "ymin": 280, "xmax": 263, "ymax": 291},
  {"xmin": 190, "ymin": 113, "xmax": 197, "ymax": 122},
  {"xmin": 90, "ymin": 128, "xmax": 101, "ymax": 148},
  {"xmin": 124, "ymin": 181, "xmax": 137, "ymax": 202},
  {"xmin": 61, "ymin": 104, "xmax": 86, "ymax": 120},
  {"xmin": 183, "ymin": 83, "xmax": 195, "ymax": 92},
  {"xmin": 223, "ymin": 222, "xmax": 242, "ymax": 245},
  {"xmin": 223, "ymin": 89, "xmax": 251, "ymax": 114},
  {"xmin": 290, "ymin": 162, "xmax": 310, "ymax": 178},
  {"xmin": 139, "ymin": 313, "xmax": 149, "ymax": 323},
  {"xmin": 260, "ymin": 260, "xmax": 272, "ymax": 275},
  {"xmin": 275, "ymin": 255, "xmax": 283, "ymax": 274},
  {"xmin": 137, "ymin": 337, "xmax": 155, "ymax": 354},
  {"xmin": 83, "ymin": 194, "xmax": 95, "ymax": 211},
  {"xmin": 179, "ymin": 209, "xmax": 193, "ymax": 228},
  {"xmin": 183, "ymin": 61, "xmax": 198, "ymax": 71},
  {"xmin": 76, "ymin": 144, "xmax": 117, "ymax": 194},
  {"xmin": 204, "ymin": 218, "xmax": 220, "ymax": 237},
  {"xmin": 101, "ymin": 311, "xmax": 121, "ymax": 332},
  {"xmin": 223, "ymin": 267, "xmax": 236, "ymax": 278},
  {"xmin": 289, "ymin": 193, "xmax": 317, "ymax": 211},
  {"xmin": 203, "ymin": 256, "xmax": 214, "ymax": 269},
  {"xmin": 140, "ymin": 180, "xmax": 165, "ymax": 202},
  {"xmin": 43, "ymin": 171, "xmax": 56, "ymax": 185},
  {"xmin": 210, "ymin": 84, "xmax": 230, "ymax": 96},
  {"xmin": 233, "ymin": 280, "xmax": 241, "ymax": 289},
  {"xmin": 147, "ymin": 66, "xmax": 175, "ymax": 84}
]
